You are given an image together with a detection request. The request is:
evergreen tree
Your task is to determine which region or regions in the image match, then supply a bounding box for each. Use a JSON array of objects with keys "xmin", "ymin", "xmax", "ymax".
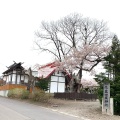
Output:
[
  {"xmin": 104, "ymin": 35, "xmax": 120, "ymax": 80},
  {"xmin": 35, "ymin": 78, "xmax": 49, "ymax": 91},
  {"xmin": 95, "ymin": 35, "xmax": 120, "ymax": 115}
]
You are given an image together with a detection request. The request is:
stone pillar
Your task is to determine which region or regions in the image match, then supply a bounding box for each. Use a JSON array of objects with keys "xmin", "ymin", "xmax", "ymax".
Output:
[{"xmin": 102, "ymin": 98, "xmax": 114, "ymax": 115}]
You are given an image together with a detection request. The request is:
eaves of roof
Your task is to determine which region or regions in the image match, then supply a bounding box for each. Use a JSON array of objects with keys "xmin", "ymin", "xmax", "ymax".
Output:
[{"xmin": 2, "ymin": 62, "xmax": 24, "ymax": 74}]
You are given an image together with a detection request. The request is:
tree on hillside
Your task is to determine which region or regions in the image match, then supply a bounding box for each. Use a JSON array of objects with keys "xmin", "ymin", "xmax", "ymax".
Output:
[
  {"xmin": 35, "ymin": 13, "xmax": 112, "ymax": 92},
  {"xmin": 95, "ymin": 35, "xmax": 120, "ymax": 115}
]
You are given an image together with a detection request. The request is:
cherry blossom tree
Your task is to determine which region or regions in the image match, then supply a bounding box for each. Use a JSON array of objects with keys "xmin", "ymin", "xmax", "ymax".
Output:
[
  {"xmin": 55, "ymin": 43, "xmax": 111, "ymax": 92},
  {"xmin": 35, "ymin": 13, "xmax": 112, "ymax": 92},
  {"xmin": 35, "ymin": 14, "xmax": 82, "ymax": 61}
]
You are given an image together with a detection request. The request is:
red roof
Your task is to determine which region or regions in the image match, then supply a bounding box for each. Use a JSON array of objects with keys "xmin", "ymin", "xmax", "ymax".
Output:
[
  {"xmin": 38, "ymin": 62, "xmax": 71, "ymax": 79},
  {"xmin": 39, "ymin": 62, "xmax": 56, "ymax": 69},
  {"xmin": 38, "ymin": 62, "xmax": 57, "ymax": 78}
]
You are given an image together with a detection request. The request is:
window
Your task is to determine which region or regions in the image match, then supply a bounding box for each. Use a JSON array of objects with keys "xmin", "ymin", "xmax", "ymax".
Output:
[
  {"xmin": 50, "ymin": 82, "xmax": 57, "ymax": 93},
  {"xmin": 51, "ymin": 76, "xmax": 58, "ymax": 82},
  {"xmin": 12, "ymin": 74, "xmax": 16, "ymax": 84},
  {"xmin": 17, "ymin": 75, "xmax": 20, "ymax": 84},
  {"xmin": 24, "ymin": 75, "xmax": 28, "ymax": 83},
  {"xmin": 50, "ymin": 75, "xmax": 65, "ymax": 93}
]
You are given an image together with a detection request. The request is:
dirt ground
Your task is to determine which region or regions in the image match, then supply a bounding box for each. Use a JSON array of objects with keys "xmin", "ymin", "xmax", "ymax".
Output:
[
  {"xmin": 37, "ymin": 98, "xmax": 120, "ymax": 120},
  {"xmin": 10, "ymin": 97, "xmax": 120, "ymax": 120}
]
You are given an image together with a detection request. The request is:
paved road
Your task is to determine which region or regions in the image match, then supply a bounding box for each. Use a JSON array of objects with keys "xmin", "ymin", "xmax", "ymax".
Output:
[{"xmin": 0, "ymin": 97, "xmax": 81, "ymax": 120}]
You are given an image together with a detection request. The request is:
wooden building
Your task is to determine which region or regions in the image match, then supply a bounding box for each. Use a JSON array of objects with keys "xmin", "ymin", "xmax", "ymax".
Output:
[
  {"xmin": 38, "ymin": 62, "xmax": 71, "ymax": 93},
  {"xmin": 0, "ymin": 62, "xmax": 30, "ymax": 96},
  {"xmin": 2, "ymin": 62, "xmax": 29, "ymax": 85}
]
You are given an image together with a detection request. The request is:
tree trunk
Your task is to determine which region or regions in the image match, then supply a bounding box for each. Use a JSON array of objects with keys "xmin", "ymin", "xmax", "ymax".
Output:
[{"xmin": 77, "ymin": 63, "xmax": 83, "ymax": 93}]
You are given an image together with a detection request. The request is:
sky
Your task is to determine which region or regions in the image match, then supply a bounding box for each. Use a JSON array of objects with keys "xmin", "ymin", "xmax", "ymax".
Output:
[{"xmin": 0, "ymin": 0, "xmax": 120, "ymax": 75}]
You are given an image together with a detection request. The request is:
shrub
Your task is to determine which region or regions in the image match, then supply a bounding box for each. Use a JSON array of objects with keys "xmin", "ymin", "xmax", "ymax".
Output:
[
  {"xmin": 7, "ymin": 88, "xmax": 29, "ymax": 99},
  {"xmin": 20, "ymin": 89, "xmax": 29, "ymax": 99},
  {"xmin": 7, "ymin": 89, "xmax": 15, "ymax": 98},
  {"xmin": 30, "ymin": 89, "xmax": 51, "ymax": 102}
]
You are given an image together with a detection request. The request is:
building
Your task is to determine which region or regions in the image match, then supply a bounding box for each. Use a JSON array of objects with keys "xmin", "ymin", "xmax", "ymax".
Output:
[
  {"xmin": 38, "ymin": 62, "xmax": 71, "ymax": 93},
  {"xmin": 0, "ymin": 62, "xmax": 35, "ymax": 96},
  {"xmin": 2, "ymin": 62, "xmax": 29, "ymax": 85}
]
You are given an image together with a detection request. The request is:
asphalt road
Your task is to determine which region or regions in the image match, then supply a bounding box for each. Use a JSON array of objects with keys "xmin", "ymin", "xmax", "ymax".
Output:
[{"xmin": 0, "ymin": 97, "xmax": 81, "ymax": 120}]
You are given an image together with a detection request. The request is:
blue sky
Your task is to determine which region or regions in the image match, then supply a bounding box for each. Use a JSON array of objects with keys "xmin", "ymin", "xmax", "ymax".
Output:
[{"xmin": 0, "ymin": 0, "xmax": 120, "ymax": 75}]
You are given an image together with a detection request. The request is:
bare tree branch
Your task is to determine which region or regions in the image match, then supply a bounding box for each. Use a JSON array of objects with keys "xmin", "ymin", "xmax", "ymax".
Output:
[{"xmin": 34, "ymin": 13, "xmax": 112, "ymax": 90}]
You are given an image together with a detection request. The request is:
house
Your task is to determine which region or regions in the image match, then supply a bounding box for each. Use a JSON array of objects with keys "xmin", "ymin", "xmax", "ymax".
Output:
[
  {"xmin": 0, "ymin": 62, "xmax": 36, "ymax": 96},
  {"xmin": 38, "ymin": 62, "xmax": 71, "ymax": 93},
  {"xmin": 2, "ymin": 62, "xmax": 29, "ymax": 85}
]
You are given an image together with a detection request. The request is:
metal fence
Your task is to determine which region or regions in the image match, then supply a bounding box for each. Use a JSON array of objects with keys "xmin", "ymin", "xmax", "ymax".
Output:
[{"xmin": 54, "ymin": 92, "xmax": 97, "ymax": 100}]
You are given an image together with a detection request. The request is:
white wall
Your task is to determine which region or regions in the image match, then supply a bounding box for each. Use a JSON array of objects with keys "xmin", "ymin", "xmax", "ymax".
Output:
[
  {"xmin": 6, "ymin": 76, "xmax": 9, "ymax": 83},
  {"xmin": 58, "ymin": 83, "xmax": 65, "ymax": 93},
  {"xmin": 0, "ymin": 90, "xmax": 8, "ymax": 97},
  {"xmin": 50, "ymin": 82, "xmax": 57, "ymax": 93},
  {"xmin": 8, "ymin": 75, "xmax": 11, "ymax": 83},
  {"xmin": 51, "ymin": 76, "xmax": 58, "ymax": 82},
  {"xmin": 17, "ymin": 75, "xmax": 20, "ymax": 84},
  {"xmin": 24, "ymin": 75, "xmax": 28, "ymax": 83},
  {"xmin": 32, "ymin": 71, "xmax": 38, "ymax": 77},
  {"xmin": 50, "ymin": 71, "xmax": 65, "ymax": 93},
  {"xmin": 3, "ymin": 76, "xmax": 7, "ymax": 81},
  {"xmin": 12, "ymin": 74, "xmax": 16, "ymax": 84},
  {"xmin": 13, "ymin": 70, "xmax": 16, "ymax": 73},
  {"xmin": 54, "ymin": 71, "xmax": 64, "ymax": 76},
  {"xmin": 59, "ymin": 77, "xmax": 65, "ymax": 82}
]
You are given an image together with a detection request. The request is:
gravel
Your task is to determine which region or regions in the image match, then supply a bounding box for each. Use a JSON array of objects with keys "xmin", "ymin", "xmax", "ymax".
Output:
[
  {"xmin": 11, "ymin": 98, "xmax": 120, "ymax": 120},
  {"xmin": 44, "ymin": 99, "xmax": 120, "ymax": 120}
]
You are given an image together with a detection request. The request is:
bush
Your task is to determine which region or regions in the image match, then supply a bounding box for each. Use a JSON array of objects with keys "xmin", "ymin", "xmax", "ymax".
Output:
[
  {"xmin": 7, "ymin": 88, "xmax": 29, "ymax": 99},
  {"xmin": 7, "ymin": 89, "xmax": 15, "ymax": 98},
  {"xmin": 30, "ymin": 89, "xmax": 51, "ymax": 102},
  {"xmin": 35, "ymin": 78, "xmax": 49, "ymax": 91},
  {"xmin": 20, "ymin": 89, "xmax": 29, "ymax": 99}
]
